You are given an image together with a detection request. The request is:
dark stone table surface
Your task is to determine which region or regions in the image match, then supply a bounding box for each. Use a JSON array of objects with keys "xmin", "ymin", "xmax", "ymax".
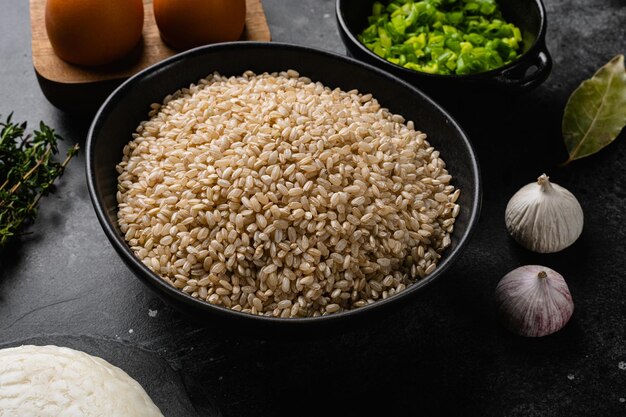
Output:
[{"xmin": 1, "ymin": 1, "xmax": 625, "ymax": 416}]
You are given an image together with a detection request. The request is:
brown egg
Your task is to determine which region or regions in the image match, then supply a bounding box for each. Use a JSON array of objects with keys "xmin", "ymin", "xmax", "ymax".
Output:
[
  {"xmin": 153, "ymin": 0, "xmax": 246, "ymax": 51},
  {"xmin": 45, "ymin": 0, "xmax": 144, "ymax": 67}
]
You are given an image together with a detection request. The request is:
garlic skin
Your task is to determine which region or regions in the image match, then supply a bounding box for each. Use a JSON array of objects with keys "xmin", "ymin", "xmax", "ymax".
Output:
[
  {"xmin": 495, "ymin": 265, "xmax": 574, "ymax": 337},
  {"xmin": 505, "ymin": 174, "xmax": 583, "ymax": 253}
]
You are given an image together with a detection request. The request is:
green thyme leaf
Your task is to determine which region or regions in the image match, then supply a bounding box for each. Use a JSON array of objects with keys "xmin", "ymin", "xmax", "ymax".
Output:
[{"xmin": 0, "ymin": 115, "xmax": 79, "ymax": 249}]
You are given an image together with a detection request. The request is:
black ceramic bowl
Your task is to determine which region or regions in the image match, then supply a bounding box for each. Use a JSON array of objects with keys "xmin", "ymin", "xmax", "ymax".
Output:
[
  {"xmin": 86, "ymin": 42, "xmax": 481, "ymax": 333},
  {"xmin": 336, "ymin": 0, "xmax": 552, "ymax": 93}
]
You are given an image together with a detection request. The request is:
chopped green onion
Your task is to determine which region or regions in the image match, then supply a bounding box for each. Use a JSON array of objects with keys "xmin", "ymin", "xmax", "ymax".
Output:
[{"xmin": 358, "ymin": 0, "xmax": 523, "ymax": 75}]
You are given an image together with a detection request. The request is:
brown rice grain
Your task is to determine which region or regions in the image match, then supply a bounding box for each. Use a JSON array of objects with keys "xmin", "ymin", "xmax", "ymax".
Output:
[{"xmin": 116, "ymin": 70, "xmax": 459, "ymax": 318}]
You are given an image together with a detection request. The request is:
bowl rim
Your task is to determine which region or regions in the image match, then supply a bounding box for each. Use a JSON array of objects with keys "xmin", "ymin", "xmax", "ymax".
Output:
[
  {"xmin": 86, "ymin": 41, "xmax": 482, "ymax": 326},
  {"xmin": 335, "ymin": 0, "xmax": 548, "ymax": 80}
]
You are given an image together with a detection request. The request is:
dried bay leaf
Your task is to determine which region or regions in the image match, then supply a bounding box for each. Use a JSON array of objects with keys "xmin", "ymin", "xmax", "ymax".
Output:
[{"xmin": 562, "ymin": 54, "xmax": 626, "ymax": 164}]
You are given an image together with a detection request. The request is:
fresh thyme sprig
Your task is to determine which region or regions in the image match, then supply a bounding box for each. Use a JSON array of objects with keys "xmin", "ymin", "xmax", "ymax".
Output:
[{"xmin": 0, "ymin": 114, "xmax": 79, "ymax": 249}]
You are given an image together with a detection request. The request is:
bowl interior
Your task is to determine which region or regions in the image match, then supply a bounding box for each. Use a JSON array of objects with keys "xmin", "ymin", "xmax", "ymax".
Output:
[
  {"xmin": 87, "ymin": 42, "xmax": 481, "ymax": 325},
  {"xmin": 338, "ymin": 0, "xmax": 543, "ymax": 67}
]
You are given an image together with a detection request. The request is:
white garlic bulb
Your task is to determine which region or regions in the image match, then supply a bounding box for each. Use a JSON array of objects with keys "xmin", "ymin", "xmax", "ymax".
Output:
[
  {"xmin": 505, "ymin": 174, "xmax": 583, "ymax": 253},
  {"xmin": 495, "ymin": 265, "xmax": 574, "ymax": 337}
]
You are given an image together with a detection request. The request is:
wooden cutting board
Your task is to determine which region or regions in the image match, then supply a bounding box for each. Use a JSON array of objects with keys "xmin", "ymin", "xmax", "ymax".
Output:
[{"xmin": 30, "ymin": 0, "xmax": 271, "ymax": 111}]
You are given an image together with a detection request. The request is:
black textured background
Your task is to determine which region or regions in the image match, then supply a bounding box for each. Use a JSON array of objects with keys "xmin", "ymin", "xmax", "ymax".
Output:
[{"xmin": 1, "ymin": 1, "xmax": 625, "ymax": 416}]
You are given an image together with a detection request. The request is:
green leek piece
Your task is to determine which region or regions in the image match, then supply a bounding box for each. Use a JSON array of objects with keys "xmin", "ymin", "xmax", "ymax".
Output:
[{"xmin": 358, "ymin": 0, "xmax": 523, "ymax": 75}]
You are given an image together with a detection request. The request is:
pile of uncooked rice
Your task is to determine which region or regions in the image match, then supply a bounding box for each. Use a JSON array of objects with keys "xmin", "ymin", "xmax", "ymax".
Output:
[{"xmin": 116, "ymin": 70, "xmax": 460, "ymax": 318}]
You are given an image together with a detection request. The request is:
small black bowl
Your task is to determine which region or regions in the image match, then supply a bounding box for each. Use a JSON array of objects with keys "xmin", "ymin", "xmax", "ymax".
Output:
[
  {"xmin": 86, "ymin": 42, "xmax": 481, "ymax": 335},
  {"xmin": 336, "ymin": 0, "xmax": 552, "ymax": 94}
]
